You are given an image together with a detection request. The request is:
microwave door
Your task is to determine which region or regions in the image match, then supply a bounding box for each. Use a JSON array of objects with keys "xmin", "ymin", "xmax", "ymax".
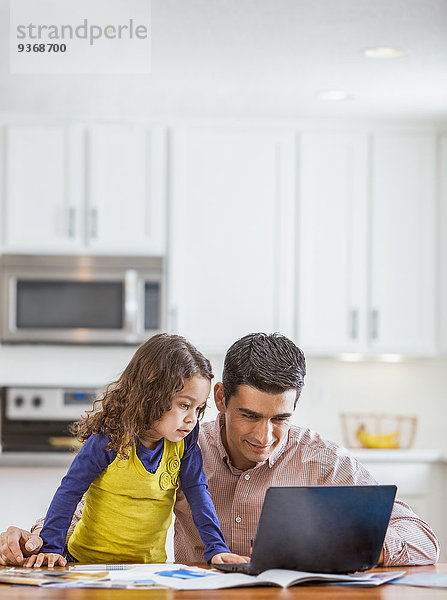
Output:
[{"xmin": 6, "ymin": 276, "xmax": 128, "ymax": 344}]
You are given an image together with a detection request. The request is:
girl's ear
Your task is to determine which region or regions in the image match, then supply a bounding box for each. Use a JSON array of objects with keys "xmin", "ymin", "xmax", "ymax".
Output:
[{"xmin": 214, "ymin": 382, "xmax": 226, "ymax": 413}]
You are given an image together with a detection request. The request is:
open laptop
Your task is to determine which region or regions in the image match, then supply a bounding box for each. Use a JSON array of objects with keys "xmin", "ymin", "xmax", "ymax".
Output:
[{"xmin": 215, "ymin": 485, "xmax": 396, "ymax": 575}]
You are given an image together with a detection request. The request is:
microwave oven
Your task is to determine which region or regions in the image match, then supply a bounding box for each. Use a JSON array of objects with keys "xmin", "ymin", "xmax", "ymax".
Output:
[{"xmin": 0, "ymin": 254, "xmax": 165, "ymax": 344}]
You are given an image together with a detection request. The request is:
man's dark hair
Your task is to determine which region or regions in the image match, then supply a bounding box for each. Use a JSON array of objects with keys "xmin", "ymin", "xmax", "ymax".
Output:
[{"xmin": 222, "ymin": 332, "xmax": 306, "ymax": 404}]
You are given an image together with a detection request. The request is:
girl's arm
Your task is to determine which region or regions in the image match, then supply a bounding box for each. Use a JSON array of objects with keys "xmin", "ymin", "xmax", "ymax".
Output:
[
  {"xmin": 179, "ymin": 425, "xmax": 234, "ymax": 563},
  {"xmin": 39, "ymin": 433, "xmax": 115, "ymax": 556}
]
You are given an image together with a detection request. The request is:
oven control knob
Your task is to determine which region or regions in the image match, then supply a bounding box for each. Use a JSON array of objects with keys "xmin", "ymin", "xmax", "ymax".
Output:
[
  {"xmin": 32, "ymin": 396, "xmax": 42, "ymax": 408},
  {"xmin": 14, "ymin": 396, "xmax": 24, "ymax": 407}
]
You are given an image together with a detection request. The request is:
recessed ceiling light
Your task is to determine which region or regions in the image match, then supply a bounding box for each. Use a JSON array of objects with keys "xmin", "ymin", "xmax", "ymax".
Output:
[
  {"xmin": 364, "ymin": 47, "xmax": 405, "ymax": 59},
  {"xmin": 318, "ymin": 90, "xmax": 353, "ymax": 101}
]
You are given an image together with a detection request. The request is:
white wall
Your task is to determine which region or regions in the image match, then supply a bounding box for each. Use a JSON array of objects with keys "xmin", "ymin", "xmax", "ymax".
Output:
[
  {"xmin": 0, "ymin": 344, "xmax": 138, "ymax": 389},
  {"xmin": 300, "ymin": 357, "xmax": 447, "ymax": 451},
  {"xmin": 2, "ymin": 345, "xmax": 444, "ymax": 451},
  {"xmin": 207, "ymin": 354, "xmax": 447, "ymax": 452}
]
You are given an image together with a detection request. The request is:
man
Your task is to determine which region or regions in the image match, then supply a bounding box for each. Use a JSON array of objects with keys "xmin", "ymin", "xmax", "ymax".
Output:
[{"xmin": 0, "ymin": 333, "xmax": 440, "ymax": 567}]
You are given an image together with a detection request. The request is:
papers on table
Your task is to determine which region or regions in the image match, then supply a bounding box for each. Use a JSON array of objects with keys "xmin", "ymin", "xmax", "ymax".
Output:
[
  {"xmin": 0, "ymin": 564, "xmax": 407, "ymax": 589},
  {"xmin": 69, "ymin": 563, "xmax": 164, "ymax": 571},
  {"xmin": 390, "ymin": 573, "xmax": 447, "ymax": 588},
  {"xmin": 0, "ymin": 568, "xmax": 109, "ymax": 587},
  {"xmin": 133, "ymin": 567, "xmax": 405, "ymax": 590}
]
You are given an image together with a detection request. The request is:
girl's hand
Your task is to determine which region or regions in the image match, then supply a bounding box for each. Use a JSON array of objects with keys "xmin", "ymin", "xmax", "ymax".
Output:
[
  {"xmin": 23, "ymin": 552, "xmax": 67, "ymax": 568},
  {"xmin": 211, "ymin": 552, "xmax": 250, "ymax": 564}
]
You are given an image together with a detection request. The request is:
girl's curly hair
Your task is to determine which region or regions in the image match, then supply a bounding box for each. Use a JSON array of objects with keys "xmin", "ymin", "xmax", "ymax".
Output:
[{"xmin": 71, "ymin": 334, "xmax": 213, "ymax": 459}]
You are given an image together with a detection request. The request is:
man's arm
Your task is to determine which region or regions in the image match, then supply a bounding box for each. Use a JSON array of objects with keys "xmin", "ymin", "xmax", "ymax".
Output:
[
  {"xmin": 380, "ymin": 498, "xmax": 440, "ymax": 566},
  {"xmin": 330, "ymin": 452, "xmax": 440, "ymax": 566},
  {"xmin": 0, "ymin": 527, "xmax": 44, "ymax": 566}
]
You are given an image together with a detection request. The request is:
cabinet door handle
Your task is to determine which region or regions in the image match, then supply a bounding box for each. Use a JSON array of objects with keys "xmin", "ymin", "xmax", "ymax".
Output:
[
  {"xmin": 349, "ymin": 309, "xmax": 358, "ymax": 340},
  {"xmin": 90, "ymin": 207, "xmax": 98, "ymax": 239},
  {"xmin": 67, "ymin": 207, "xmax": 76, "ymax": 238},
  {"xmin": 370, "ymin": 309, "xmax": 379, "ymax": 340}
]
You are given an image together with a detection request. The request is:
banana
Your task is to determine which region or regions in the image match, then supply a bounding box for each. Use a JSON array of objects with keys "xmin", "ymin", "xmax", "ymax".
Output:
[{"xmin": 355, "ymin": 424, "xmax": 400, "ymax": 449}]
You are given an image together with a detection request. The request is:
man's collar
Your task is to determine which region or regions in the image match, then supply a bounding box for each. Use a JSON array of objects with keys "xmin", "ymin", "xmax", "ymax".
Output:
[
  {"xmin": 268, "ymin": 435, "xmax": 288, "ymax": 466},
  {"xmin": 214, "ymin": 412, "xmax": 230, "ymax": 462}
]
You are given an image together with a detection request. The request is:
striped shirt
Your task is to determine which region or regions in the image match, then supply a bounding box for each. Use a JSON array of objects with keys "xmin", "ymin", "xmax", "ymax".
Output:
[
  {"xmin": 173, "ymin": 415, "xmax": 440, "ymax": 566},
  {"xmin": 33, "ymin": 415, "xmax": 440, "ymax": 566}
]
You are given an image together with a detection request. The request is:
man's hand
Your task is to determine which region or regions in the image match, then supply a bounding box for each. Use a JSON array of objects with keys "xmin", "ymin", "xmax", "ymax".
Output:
[
  {"xmin": 22, "ymin": 552, "xmax": 66, "ymax": 568},
  {"xmin": 211, "ymin": 552, "xmax": 250, "ymax": 564},
  {"xmin": 0, "ymin": 527, "xmax": 44, "ymax": 566}
]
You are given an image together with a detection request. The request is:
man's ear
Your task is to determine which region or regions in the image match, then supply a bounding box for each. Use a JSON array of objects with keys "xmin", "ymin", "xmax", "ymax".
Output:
[{"xmin": 214, "ymin": 382, "xmax": 226, "ymax": 413}]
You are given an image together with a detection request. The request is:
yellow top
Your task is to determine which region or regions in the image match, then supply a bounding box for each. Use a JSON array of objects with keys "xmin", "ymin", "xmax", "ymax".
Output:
[{"xmin": 68, "ymin": 438, "xmax": 184, "ymax": 563}]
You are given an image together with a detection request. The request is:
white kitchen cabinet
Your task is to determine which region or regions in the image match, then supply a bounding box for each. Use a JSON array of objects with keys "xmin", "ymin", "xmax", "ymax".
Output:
[
  {"xmin": 4, "ymin": 125, "xmax": 84, "ymax": 252},
  {"xmin": 369, "ymin": 134, "xmax": 436, "ymax": 354},
  {"xmin": 3, "ymin": 123, "xmax": 166, "ymax": 255},
  {"xmin": 0, "ymin": 466, "xmax": 68, "ymax": 533},
  {"xmin": 169, "ymin": 127, "xmax": 295, "ymax": 354},
  {"xmin": 297, "ymin": 133, "xmax": 368, "ymax": 354},
  {"xmin": 439, "ymin": 135, "xmax": 447, "ymax": 353},
  {"xmin": 86, "ymin": 124, "xmax": 166, "ymax": 254},
  {"xmin": 0, "ymin": 126, "xmax": 4, "ymax": 249},
  {"xmin": 297, "ymin": 131, "xmax": 436, "ymax": 355}
]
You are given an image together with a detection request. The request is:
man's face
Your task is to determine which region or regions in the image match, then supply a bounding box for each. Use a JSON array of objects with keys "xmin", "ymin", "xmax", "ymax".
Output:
[{"xmin": 215, "ymin": 383, "xmax": 297, "ymax": 471}]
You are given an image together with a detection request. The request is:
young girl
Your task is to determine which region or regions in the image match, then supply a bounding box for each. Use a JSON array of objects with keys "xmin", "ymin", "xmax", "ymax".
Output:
[{"xmin": 27, "ymin": 334, "xmax": 245, "ymax": 566}]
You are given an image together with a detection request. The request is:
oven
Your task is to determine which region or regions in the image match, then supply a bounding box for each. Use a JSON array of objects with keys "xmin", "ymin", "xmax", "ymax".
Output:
[{"xmin": 0, "ymin": 386, "xmax": 99, "ymax": 453}]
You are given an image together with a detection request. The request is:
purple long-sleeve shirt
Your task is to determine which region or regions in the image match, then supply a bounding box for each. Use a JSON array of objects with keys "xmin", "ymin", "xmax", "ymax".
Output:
[{"xmin": 40, "ymin": 423, "xmax": 229, "ymax": 562}]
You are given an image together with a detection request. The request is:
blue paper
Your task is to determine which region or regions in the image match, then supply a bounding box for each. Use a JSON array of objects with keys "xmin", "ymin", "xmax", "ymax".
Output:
[
  {"xmin": 391, "ymin": 573, "xmax": 447, "ymax": 588},
  {"xmin": 155, "ymin": 569, "xmax": 213, "ymax": 580}
]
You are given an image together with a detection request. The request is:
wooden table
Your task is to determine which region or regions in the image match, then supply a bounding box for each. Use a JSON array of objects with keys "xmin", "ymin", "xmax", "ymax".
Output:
[{"xmin": 0, "ymin": 564, "xmax": 446, "ymax": 599}]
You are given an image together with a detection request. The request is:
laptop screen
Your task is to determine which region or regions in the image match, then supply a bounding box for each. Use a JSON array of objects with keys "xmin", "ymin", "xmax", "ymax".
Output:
[{"xmin": 250, "ymin": 485, "xmax": 397, "ymax": 574}]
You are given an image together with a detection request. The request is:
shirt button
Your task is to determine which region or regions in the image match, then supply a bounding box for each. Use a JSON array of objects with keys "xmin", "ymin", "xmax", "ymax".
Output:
[
  {"xmin": 244, "ymin": 474, "xmax": 250, "ymax": 480},
  {"xmin": 235, "ymin": 516, "xmax": 242, "ymax": 523}
]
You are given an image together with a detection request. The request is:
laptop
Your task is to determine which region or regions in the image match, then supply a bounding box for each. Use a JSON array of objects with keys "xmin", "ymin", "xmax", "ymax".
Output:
[{"xmin": 215, "ymin": 485, "xmax": 396, "ymax": 575}]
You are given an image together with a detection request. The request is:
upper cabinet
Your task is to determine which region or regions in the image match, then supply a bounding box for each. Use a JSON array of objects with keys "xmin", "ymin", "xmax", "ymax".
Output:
[
  {"xmin": 86, "ymin": 125, "xmax": 166, "ymax": 254},
  {"xmin": 297, "ymin": 131, "xmax": 436, "ymax": 355},
  {"xmin": 297, "ymin": 133, "xmax": 369, "ymax": 354},
  {"xmin": 169, "ymin": 127, "xmax": 295, "ymax": 354},
  {"xmin": 440, "ymin": 135, "xmax": 447, "ymax": 354},
  {"xmin": 0, "ymin": 120, "xmax": 442, "ymax": 357},
  {"xmin": 2, "ymin": 124, "xmax": 166, "ymax": 255},
  {"xmin": 4, "ymin": 125, "xmax": 82, "ymax": 252},
  {"xmin": 369, "ymin": 134, "xmax": 436, "ymax": 354}
]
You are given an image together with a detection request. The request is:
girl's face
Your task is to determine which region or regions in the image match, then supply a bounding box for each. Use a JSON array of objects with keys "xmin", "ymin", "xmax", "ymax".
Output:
[{"xmin": 141, "ymin": 375, "xmax": 211, "ymax": 447}]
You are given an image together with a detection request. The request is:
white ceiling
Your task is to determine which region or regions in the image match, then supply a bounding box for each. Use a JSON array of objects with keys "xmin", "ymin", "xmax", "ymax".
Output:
[{"xmin": 1, "ymin": 0, "xmax": 447, "ymax": 120}]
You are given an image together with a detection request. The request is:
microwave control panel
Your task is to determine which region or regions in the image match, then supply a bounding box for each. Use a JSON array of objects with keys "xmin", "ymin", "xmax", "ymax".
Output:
[{"xmin": 4, "ymin": 387, "xmax": 99, "ymax": 421}]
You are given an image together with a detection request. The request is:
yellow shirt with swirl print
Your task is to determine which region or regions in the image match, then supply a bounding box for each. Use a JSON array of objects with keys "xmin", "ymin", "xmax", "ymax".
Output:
[{"xmin": 68, "ymin": 438, "xmax": 184, "ymax": 563}]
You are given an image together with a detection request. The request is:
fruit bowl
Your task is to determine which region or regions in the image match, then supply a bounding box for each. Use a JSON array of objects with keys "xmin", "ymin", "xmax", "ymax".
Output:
[{"xmin": 340, "ymin": 413, "xmax": 418, "ymax": 449}]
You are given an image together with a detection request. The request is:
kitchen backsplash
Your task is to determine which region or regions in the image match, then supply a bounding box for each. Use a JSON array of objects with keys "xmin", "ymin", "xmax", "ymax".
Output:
[{"xmin": 1, "ymin": 345, "xmax": 446, "ymax": 451}]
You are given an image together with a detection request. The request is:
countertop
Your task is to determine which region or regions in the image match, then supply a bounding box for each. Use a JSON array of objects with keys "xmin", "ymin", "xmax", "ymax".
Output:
[{"xmin": 353, "ymin": 448, "xmax": 445, "ymax": 463}]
